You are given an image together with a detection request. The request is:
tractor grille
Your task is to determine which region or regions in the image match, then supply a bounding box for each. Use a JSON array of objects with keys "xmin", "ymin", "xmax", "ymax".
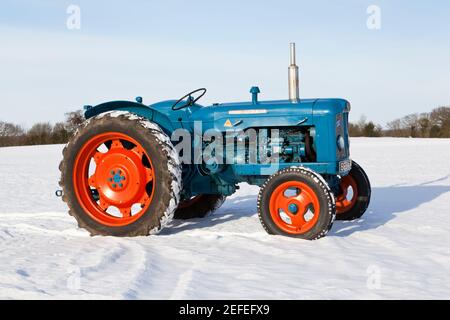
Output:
[{"xmin": 336, "ymin": 112, "xmax": 350, "ymax": 159}]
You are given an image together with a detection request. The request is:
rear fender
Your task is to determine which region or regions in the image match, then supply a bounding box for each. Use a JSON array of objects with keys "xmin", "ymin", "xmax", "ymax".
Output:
[{"xmin": 84, "ymin": 101, "xmax": 175, "ymax": 135}]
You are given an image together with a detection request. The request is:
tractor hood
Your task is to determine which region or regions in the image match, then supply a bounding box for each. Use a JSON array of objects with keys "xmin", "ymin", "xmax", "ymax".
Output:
[
  {"xmin": 187, "ymin": 98, "xmax": 350, "ymax": 131},
  {"xmin": 85, "ymin": 97, "xmax": 350, "ymax": 134}
]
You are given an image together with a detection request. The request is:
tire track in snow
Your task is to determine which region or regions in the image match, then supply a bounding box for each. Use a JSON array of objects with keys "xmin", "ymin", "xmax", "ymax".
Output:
[
  {"xmin": 169, "ymin": 266, "xmax": 195, "ymax": 300},
  {"xmin": 0, "ymin": 212, "xmax": 71, "ymax": 220},
  {"xmin": 167, "ymin": 254, "xmax": 209, "ymax": 300},
  {"xmin": 64, "ymin": 239, "xmax": 148, "ymax": 298},
  {"xmin": 118, "ymin": 240, "xmax": 148, "ymax": 299},
  {"xmin": 117, "ymin": 240, "xmax": 218, "ymax": 299},
  {"xmin": 0, "ymin": 223, "xmax": 88, "ymax": 238}
]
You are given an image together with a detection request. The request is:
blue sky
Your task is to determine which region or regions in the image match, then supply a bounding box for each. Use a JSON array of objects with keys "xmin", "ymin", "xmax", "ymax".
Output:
[{"xmin": 1, "ymin": 0, "xmax": 449, "ymax": 127}]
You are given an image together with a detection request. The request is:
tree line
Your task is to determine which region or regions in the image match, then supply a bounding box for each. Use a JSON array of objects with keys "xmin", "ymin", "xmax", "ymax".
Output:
[
  {"xmin": 349, "ymin": 106, "xmax": 450, "ymax": 138},
  {"xmin": 0, "ymin": 111, "xmax": 84, "ymax": 147},
  {"xmin": 1, "ymin": 106, "xmax": 449, "ymax": 147}
]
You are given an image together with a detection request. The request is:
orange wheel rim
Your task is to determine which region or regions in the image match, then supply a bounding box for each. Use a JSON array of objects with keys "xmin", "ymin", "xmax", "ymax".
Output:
[
  {"xmin": 269, "ymin": 181, "xmax": 320, "ymax": 234},
  {"xmin": 336, "ymin": 175, "xmax": 358, "ymax": 214},
  {"xmin": 73, "ymin": 132, "xmax": 155, "ymax": 227}
]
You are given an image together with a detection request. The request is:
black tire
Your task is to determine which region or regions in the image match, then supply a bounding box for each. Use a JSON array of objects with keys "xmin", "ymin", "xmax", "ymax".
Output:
[
  {"xmin": 335, "ymin": 161, "xmax": 371, "ymax": 221},
  {"xmin": 174, "ymin": 194, "xmax": 226, "ymax": 219},
  {"xmin": 59, "ymin": 111, "xmax": 182, "ymax": 237},
  {"xmin": 257, "ymin": 167, "xmax": 335, "ymax": 240}
]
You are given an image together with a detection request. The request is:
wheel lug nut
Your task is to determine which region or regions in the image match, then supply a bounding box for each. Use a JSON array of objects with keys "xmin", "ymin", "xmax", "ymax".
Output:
[
  {"xmin": 112, "ymin": 184, "xmax": 117, "ymax": 188},
  {"xmin": 119, "ymin": 183, "xmax": 123, "ymax": 188},
  {"xmin": 111, "ymin": 170, "xmax": 115, "ymax": 175},
  {"xmin": 109, "ymin": 178, "xmax": 113, "ymax": 182}
]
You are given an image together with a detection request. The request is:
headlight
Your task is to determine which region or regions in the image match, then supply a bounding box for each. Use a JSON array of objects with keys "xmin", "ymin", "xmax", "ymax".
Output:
[{"xmin": 337, "ymin": 135, "xmax": 345, "ymax": 150}]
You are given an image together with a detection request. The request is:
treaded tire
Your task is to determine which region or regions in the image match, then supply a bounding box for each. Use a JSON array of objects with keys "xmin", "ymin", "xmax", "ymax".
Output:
[
  {"xmin": 59, "ymin": 111, "xmax": 182, "ymax": 237},
  {"xmin": 335, "ymin": 161, "xmax": 371, "ymax": 221},
  {"xmin": 174, "ymin": 194, "xmax": 226, "ymax": 220},
  {"xmin": 257, "ymin": 167, "xmax": 336, "ymax": 240}
]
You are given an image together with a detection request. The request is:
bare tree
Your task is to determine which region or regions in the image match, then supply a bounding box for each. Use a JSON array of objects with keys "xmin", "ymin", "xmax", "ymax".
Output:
[
  {"xmin": 52, "ymin": 122, "xmax": 70, "ymax": 144},
  {"xmin": 402, "ymin": 114, "xmax": 419, "ymax": 138},
  {"xmin": 348, "ymin": 122, "xmax": 362, "ymax": 137},
  {"xmin": 26, "ymin": 122, "xmax": 53, "ymax": 145},
  {"xmin": 430, "ymin": 106, "xmax": 450, "ymax": 137},
  {"xmin": 65, "ymin": 110, "xmax": 84, "ymax": 135},
  {"xmin": 0, "ymin": 121, "xmax": 25, "ymax": 147},
  {"xmin": 386, "ymin": 119, "xmax": 404, "ymax": 137},
  {"xmin": 0, "ymin": 121, "xmax": 24, "ymax": 137},
  {"xmin": 418, "ymin": 113, "xmax": 431, "ymax": 138}
]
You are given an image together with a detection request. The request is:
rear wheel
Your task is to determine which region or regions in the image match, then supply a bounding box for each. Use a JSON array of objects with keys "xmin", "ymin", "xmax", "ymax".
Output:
[
  {"xmin": 174, "ymin": 194, "xmax": 226, "ymax": 219},
  {"xmin": 335, "ymin": 161, "xmax": 371, "ymax": 221},
  {"xmin": 59, "ymin": 112, "xmax": 182, "ymax": 236},
  {"xmin": 257, "ymin": 167, "xmax": 335, "ymax": 240}
]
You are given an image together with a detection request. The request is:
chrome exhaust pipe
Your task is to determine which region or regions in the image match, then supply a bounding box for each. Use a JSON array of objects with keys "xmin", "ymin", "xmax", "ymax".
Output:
[{"xmin": 288, "ymin": 43, "xmax": 300, "ymax": 102}]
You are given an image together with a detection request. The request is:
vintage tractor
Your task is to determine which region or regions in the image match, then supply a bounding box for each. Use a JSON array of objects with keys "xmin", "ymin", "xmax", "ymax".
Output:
[{"xmin": 59, "ymin": 43, "xmax": 371, "ymax": 240}]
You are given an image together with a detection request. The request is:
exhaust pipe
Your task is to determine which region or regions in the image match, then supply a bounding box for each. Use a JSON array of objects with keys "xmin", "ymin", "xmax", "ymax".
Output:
[{"xmin": 288, "ymin": 43, "xmax": 300, "ymax": 102}]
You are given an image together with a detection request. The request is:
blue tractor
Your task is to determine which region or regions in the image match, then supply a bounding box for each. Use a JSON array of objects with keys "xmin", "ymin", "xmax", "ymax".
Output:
[{"xmin": 59, "ymin": 43, "xmax": 371, "ymax": 240}]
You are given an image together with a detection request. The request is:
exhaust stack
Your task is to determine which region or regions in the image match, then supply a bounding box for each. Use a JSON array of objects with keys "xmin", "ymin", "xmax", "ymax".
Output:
[{"xmin": 288, "ymin": 43, "xmax": 300, "ymax": 102}]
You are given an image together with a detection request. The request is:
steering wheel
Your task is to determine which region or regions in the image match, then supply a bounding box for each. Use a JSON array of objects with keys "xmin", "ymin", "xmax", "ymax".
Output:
[{"xmin": 172, "ymin": 88, "xmax": 207, "ymax": 111}]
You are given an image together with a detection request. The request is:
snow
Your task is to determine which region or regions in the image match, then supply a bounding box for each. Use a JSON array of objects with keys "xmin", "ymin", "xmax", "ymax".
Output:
[{"xmin": 0, "ymin": 138, "xmax": 450, "ymax": 299}]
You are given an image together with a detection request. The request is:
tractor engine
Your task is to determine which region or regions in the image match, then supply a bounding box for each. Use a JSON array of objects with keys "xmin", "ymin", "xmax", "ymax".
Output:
[{"xmin": 229, "ymin": 127, "xmax": 316, "ymax": 165}]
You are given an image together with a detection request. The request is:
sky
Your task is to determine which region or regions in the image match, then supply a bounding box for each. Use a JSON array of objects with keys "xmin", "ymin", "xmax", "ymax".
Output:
[{"xmin": 0, "ymin": 0, "xmax": 449, "ymax": 127}]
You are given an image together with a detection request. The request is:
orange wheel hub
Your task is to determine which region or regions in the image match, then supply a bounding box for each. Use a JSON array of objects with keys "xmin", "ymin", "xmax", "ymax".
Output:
[
  {"xmin": 73, "ymin": 132, "xmax": 155, "ymax": 227},
  {"xmin": 336, "ymin": 175, "xmax": 358, "ymax": 214},
  {"xmin": 269, "ymin": 181, "xmax": 320, "ymax": 234}
]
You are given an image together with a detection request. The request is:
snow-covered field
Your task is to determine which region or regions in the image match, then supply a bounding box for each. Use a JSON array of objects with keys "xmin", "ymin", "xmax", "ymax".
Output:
[{"xmin": 0, "ymin": 138, "xmax": 449, "ymax": 299}]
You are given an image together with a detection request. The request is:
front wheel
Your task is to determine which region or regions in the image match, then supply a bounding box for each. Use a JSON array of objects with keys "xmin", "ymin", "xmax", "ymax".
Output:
[
  {"xmin": 335, "ymin": 161, "xmax": 371, "ymax": 221},
  {"xmin": 257, "ymin": 167, "xmax": 336, "ymax": 240}
]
